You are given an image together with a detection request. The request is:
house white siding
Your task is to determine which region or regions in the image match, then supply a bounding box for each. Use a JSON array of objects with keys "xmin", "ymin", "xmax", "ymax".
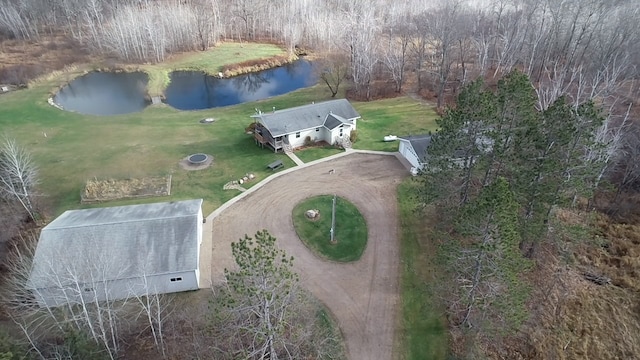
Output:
[
  {"xmin": 327, "ymin": 124, "xmax": 354, "ymax": 145},
  {"xmin": 288, "ymin": 128, "xmax": 317, "ymax": 148},
  {"xmin": 399, "ymin": 140, "xmax": 421, "ymax": 169},
  {"xmin": 314, "ymin": 127, "xmax": 327, "ymax": 142}
]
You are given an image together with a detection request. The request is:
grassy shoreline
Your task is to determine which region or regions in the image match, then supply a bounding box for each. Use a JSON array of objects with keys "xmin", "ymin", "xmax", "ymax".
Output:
[
  {"xmin": 138, "ymin": 43, "xmax": 292, "ymax": 96},
  {"xmin": 33, "ymin": 43, "xmax": 290, "ymax": 98}
]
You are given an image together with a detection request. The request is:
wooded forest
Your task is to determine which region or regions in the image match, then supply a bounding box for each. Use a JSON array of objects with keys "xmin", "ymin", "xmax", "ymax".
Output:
[
  {"xmin": 1, "ymin": 0, "xmax": 640, "ymax": 359},
  {"xmin": 1, "ymin": 0, "xmax": 638, "ymax": 106}
]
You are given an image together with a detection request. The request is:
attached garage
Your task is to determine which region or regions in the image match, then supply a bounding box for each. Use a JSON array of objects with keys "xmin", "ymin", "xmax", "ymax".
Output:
[{"xmin": 28, "ymin": 199, "xmax": 203, "ymax": 307}]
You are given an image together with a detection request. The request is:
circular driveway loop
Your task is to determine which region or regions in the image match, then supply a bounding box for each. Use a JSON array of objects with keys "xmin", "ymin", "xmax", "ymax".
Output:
[{"xmin": 210, "ymin": 153, "xmax": 408, "ymax": 360}]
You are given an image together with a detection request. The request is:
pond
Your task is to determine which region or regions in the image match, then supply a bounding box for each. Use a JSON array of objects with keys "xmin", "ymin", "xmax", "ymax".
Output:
[
  {"xmin": 53, "ymin": 72, "xmax": 149, "ymax": 116},
  {"xmin": 163, "ymin": 59, "xmax": 316, "ymax": 110}
]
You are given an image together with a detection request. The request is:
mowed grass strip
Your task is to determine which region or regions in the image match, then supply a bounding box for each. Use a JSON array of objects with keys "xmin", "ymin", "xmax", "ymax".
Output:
[
  {"xmin": 292, "ymin": 195, "xmax": 367, "ymax": 262},
  {"xmin": 396, "ymin": 180, "xmax": 449, "ymax": 359},
  {"xmin": 294, "ymin": 145, "xmax": 344, "ymax": 163}
]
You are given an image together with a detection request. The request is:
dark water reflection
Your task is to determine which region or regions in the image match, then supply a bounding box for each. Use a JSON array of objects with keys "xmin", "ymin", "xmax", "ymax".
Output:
[
  {"xmin": 53, "ymin": 72, "xmax": 149, "ymax": 116},
  {"xmin": 164, "ymin": 60, "xmax": 316, "ymax": 110}
]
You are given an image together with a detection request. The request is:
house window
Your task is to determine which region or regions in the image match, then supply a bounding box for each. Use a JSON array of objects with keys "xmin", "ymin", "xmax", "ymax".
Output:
[
  {"xmin": 170, "ymin": 277, "xmax": 183, "ymax": 282},
  {"xmin": 316, "ymin": 128, "xmax": 320, "ymax": 132},
  {"xmin": 295, "ymin": 132, "xmax": 301, "ymax": 138},
  {"xmin": 339, "ymin": 128, "xmax": 344, "ymax": 137}
]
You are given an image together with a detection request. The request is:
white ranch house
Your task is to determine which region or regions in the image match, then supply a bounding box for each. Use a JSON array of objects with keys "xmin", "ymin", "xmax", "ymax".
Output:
[
  {"xmin": 252, "ymin": 99, "xmax": 360, "ymax": 152},
  {"xmin": 28, "ymin": 199, "xmax": 203, "ymax": 307}
]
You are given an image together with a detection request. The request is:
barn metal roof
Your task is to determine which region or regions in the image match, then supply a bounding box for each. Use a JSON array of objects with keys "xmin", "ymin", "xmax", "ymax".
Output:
[
  {"xmin": 252, "ymin": 99, "xmax": 360, "ymax": 136},
  {"xmin": 28, "ymin": 199, "xmax": 203, "ymax": 288}
]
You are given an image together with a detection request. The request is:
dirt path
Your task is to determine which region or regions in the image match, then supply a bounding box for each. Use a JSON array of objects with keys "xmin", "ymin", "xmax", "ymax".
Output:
[{"xmin": 209, "ymin": 152, "xmax": 408, "ymax": 360}]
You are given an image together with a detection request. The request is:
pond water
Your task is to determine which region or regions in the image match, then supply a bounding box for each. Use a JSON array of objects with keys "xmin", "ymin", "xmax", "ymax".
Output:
[
  {"xmin": 53, "ymin": 72, "xmax": 149, "ymax": 116},
  {"xmin": 163, "ymin": 59, "xmax": 316, "ymax": 110}
]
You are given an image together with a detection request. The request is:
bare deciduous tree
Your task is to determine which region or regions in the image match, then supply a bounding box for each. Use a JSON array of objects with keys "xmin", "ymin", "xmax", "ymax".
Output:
[
  {"xmin": 342, "ymin": 4, "xmax": 379, "ymax": 100},
  {"xmin": 0, "ymin": 136, "xmax": 38, "ymax": 221},
  {"xmin": 317, "ymin": 52, "xmax": 348, "ymax": 98},
  {"xmin": 422, "ymin": 2, "xmax": 465, "ymax": 108},
  {"xmin": 132, "ymin": 275, "xmax": 172, "ymax": 358},
  {"xmin": 1, "ymin": 232, "xmax": 179, "ymax": 360},
  {"xmin": 381, "ymin": 20, "xmax": 411, "ymax": 93}
]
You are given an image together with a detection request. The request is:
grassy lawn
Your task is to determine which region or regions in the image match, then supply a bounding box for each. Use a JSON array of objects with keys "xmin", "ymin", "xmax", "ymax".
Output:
[
  {"xmin": 0, "ymin": 46, "xmax": 437, "ymax": 217},
  {"xmin": 0, "ymin": 79, "xmax": 330, "ymax": 215},
  {"xmin": 0, "ymin": 45, "xmax": 450, "ymax": 359},
  {"xmin": 292, "ymin": 195, "xmax": 367, "ymax": 262},
  {"xmin": 353, "ymin": 96, "xmax": 438, "ymax": 152},
  {"xmin": 295, "ymin": 145, "xmax": 344, "ymax": 163},
  {"xmin": 397, "ymin": 179, "xmax": 449, "ymax": 360}
]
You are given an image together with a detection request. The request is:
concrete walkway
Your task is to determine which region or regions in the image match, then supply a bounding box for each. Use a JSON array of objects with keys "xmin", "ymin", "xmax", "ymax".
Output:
[{"xmin": 286, "ymin": 151, "xmax": 305, "ymax": 166}]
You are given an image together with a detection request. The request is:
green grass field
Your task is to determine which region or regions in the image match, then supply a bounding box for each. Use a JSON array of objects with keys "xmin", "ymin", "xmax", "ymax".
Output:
[
  {"xmin": 353, "ymin": 97, "xmax": 438, "ymax": 151},
  {"xmin": 295, "ymin": 145, "xmax": 343, "ymax": 163},
  {"xmin": 292, "ymin": 195, "xmax": 367, "ymax": 262},
  {"xmin": 0, "ymin": 44, "xmax": 436, "ymax": 219},
  {"xmin": 0, "ymin": 43, "xmax": 446, "ymax": 359},
  {"xmin": 397, "ymin": 180, "xmax": 449, "ymax": 359}
]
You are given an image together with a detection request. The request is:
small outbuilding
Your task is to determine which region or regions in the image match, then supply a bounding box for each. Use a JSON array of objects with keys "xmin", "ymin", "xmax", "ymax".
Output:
[
  {"xmin": 399, "ymin": 132, "xmax": 494, "ymax": 175},
  {"xmin": 28, "ymin": 199, "xmax": 204, "ymax": 307},
  {"xmin": 252, "ymin": 99, "xmax": 360, "ymax": 152},
  {"xmin": 398, "ymin": 134, "xmax": 432, "ymax": 175}
]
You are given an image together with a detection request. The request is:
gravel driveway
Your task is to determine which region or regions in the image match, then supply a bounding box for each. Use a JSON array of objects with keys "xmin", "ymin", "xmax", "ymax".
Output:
[{"xmin": 208, "ymin": 152, "xmax": 408, "ymax": 360}]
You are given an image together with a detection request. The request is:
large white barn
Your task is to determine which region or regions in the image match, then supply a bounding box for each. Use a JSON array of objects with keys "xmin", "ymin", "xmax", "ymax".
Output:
[
  {"xmin": 252, "ymin": 99, "xmax": 360, "ymax": 152},
  {"xmin": 28, "ymin": 199, "xmax": 203, "ymax": 307}
]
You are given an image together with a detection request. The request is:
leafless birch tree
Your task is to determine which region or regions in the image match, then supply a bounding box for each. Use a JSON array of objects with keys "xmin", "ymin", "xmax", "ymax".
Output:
[
  {"xmin": 0, "ymin": 232, "xmax": 177, "ymax": 359},
  {"xmin": 0, "ymin": 136, "xmax": 38, "ymax": 221}
]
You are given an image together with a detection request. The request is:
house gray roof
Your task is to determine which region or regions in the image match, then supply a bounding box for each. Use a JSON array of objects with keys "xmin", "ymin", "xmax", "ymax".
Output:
[
  {"xmin": 324, "ymin": 113, "xmax": 347, "ymax": 130},
  {"xmin": 252, "ymin": 99, "xmax": 360, "ymax": 136},
  {"xmin": 401, "ymin": 134, "xmax": 432, "ymax": 160},
  {"xmin": 29, "ymin": 199, "xmax": 203, "ymax": 288}
]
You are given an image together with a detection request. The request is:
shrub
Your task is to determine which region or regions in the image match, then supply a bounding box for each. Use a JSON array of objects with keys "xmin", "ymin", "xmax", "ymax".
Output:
[
  {"xmin": 304, "ymin": 136, "xmax": 313, "ymax": 147},
  {"xmin": 349, "ymin": 130, "xmax": 358, "ymax": 143}
]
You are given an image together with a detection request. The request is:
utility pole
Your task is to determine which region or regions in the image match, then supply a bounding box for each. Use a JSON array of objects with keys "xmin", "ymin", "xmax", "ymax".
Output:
[{"xmin": 330, "ymin": 194, "xmax": 337, "ymax": 243}]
